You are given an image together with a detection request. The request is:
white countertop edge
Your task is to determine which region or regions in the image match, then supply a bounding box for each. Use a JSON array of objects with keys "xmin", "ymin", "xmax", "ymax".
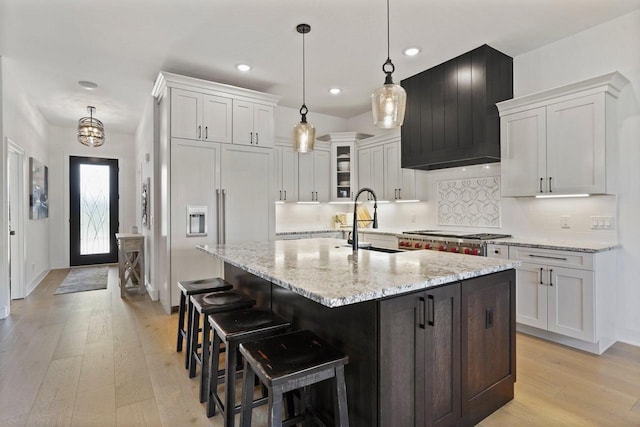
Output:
[
  {"xmin": 197, "ymin": 245, "xmax": 521, "ymax": 308},
  {"xmin": 486, "ymin": 238, "xmax": 619, "ymax": 253}
]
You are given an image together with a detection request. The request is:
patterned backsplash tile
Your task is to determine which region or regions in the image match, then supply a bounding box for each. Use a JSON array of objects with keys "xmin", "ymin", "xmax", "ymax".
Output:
[{"xmin": 437, "ymin": 177, "xmax": 501, "ymax": 227}]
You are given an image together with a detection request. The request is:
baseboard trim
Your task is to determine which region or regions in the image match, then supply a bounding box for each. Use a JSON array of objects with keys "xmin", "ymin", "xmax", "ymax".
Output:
[
  {"xmin": 517, "ymin": 324, "xmax": 615, "ymax": 355},
  {"xmin": 0, "ymin": 304, "xmax": 9, "ymax": 319},
  {"xmin": 145, "ymin": 279, "xmax": 158, "ymax": 301},
  {"xmin": 26, "ymin": 268, "xmax": 51, "ymax": 296}
]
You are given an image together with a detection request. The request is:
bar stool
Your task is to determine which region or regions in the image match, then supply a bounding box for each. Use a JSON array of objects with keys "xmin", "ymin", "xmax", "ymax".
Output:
[
  {"xmin": 207, "ymin": 308, "xmax": 291, "ymax": 425},
  {"xmin": 190, "ymin": 291, "xmax": 255, "ymax": 403},
  {"xmin": 239, "ymin": 330, "xmax": 350, "ymax": 427},
  {"xmin": 176, "ymin": 278, "xmax": 233, "ymax": 369}
]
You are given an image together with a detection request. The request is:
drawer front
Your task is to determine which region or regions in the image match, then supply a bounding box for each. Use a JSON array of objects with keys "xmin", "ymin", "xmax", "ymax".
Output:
[
  {"xmin": 509, "ymin": 246, "xmax": 593, "ymax": 270},
  {"xmin": 486, "ymin": 244, "xmax": 509, "ymax": 259}
]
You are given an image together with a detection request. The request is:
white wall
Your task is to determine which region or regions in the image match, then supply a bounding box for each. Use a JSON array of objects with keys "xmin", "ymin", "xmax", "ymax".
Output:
[
  {"xmin": 48, "ymin": 125, "xmax": 137, "ymax": 269},
  {"xmin": 0, "ymin": 56, "xmax": 7, "ymax": 318},
  {"xmin": 512, "ymin": 10, "xmax": 640, "ymax": 346},
  {"xmin": 1, "ymin": 57, "xmax": 51, "ymax": 301},
  {"xmin": 133, "ymin": 96, "xmax": 156, "ymax": 299}
]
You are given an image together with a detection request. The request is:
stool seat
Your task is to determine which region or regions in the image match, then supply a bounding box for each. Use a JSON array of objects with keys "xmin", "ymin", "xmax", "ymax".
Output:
[
  {"xmin": 190, "ymin": 290, "xmax": 255, "ymax": 404},
  {"xmin": 191, "ymin": 291, "xmax": 255, "ymax": 315},
  {"xmin": 176, "ymin": 277, "xmax": 233, "ymax": 365},
  {"xmin": 207, "ymin": 308, "xmax": 290, "ymax": 424},
  {"xmin": 178, "ymin": 277, "xmax": 233, "ymax": 295},
  {"xmin": 239, "ymin": 330, "xmax": 350, "ymax": 427}
]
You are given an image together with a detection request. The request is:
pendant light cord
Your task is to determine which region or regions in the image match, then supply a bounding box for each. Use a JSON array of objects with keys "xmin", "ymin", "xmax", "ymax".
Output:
[
  {"xmin": 302, "ymin": 30, "xmax": 306, "ymax": 106},
  {"xmin": 386, "ymin": 0, "xmax": 390, "ymax": 61}
]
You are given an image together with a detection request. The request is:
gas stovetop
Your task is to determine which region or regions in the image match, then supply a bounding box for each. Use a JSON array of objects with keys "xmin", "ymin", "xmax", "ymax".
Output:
[{"xmin": 402, "ymin": 230, "xmax": 512, "ymax": 240}]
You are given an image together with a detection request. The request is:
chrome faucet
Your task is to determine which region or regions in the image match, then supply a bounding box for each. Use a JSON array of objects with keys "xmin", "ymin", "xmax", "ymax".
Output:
[{"xmin": 351, "ymin": 187, "xmax": 379, "ymax": 252}]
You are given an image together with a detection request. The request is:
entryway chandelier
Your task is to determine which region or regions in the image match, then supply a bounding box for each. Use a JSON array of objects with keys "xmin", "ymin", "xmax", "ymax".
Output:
[{"xmin": 77, "ymin": 106, "xmax": 105, "ymax": 147}]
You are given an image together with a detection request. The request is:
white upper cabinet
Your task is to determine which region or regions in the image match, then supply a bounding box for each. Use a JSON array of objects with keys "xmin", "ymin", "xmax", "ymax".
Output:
[
  {"xmin": 274, "ymin": 142, "xmax": 298, "ymax": 202},
  {"xmin": 161, "ymin": 73, "xmax": 279, "ymax": 146},
  {"xmin": 298, "ymin": 145, "xmax": 330, "ymax": 203},
  {"xmin": 357, "ymin": 135, "xmax": 417, "ymax": 201},
  {"xmin": 171, "ymin": 88, "xmax": 232, "ymax": 143},
  {"xmin": 232, "ymin": 100, "xmax": 274, "ymax": 148},
  {"xmin": 497, "ymin": 72, "xmax": 628, "ymax": 197}
]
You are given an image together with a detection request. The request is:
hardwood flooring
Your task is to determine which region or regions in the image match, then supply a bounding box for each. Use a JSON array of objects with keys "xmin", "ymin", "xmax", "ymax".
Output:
[{"xmin": 1, "ymin": 266, "xmax": 639, "ymax": 426}]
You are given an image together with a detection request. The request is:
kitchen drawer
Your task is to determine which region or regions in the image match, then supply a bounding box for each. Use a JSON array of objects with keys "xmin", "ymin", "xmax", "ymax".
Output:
[
  {"xmin": 486, "ymin": 244, "xmax": 509, "ymax": 259},
  {"xmin": 508, "ymin": 246, "xmax": 593, "ymax": 271}
]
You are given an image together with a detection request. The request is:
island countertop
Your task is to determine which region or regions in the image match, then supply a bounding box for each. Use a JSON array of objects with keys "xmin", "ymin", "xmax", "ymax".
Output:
[{"xmin": 197, "ymin": 238, "xmax": 520, "ymax": 308}]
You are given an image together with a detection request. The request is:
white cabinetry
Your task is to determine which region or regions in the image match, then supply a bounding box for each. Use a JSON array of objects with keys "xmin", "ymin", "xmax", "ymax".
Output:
[
  {"xmin": 298, "ymin": 144, "xmax": 330, "ymax": 202},
  {"xmin": 171, "ymin": 88, "xmax": 232, "ymax": 143},
  {"xmin": 153, "ymin": 72, "xmax": 279, "ymax": 312},
  {"xmin": 497, "ymin": 72, "xmax": 628, "ymax": 196},
  {"xmin": 357, "ymin": 135, "xmax": 417, "ymax": 201},
  {"xmin": 507, "ymin": 245, "xmax": 616, "ymax": 354},
  {"xmin": 232, "ymin": 100, "xmax": 274, "ymax": 148},
  {"xmin": 274, "ymin": 141, "xmax": 298, "ymax": 202},
  {"xmin": 318, "ymin": 132, "xmax": 372, "ymax": 202}
]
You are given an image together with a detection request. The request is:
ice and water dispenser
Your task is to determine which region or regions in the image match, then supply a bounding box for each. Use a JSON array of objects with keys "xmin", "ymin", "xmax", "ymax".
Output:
[{"xmin": 186, "ymin": 206, "xmax": 207, "ymax": 237}]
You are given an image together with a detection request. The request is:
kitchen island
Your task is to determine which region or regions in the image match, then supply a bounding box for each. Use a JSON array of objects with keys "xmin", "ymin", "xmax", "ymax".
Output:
[{"xmin": 198, "ymin": 238, "xmax": 520, "ymax": 426}]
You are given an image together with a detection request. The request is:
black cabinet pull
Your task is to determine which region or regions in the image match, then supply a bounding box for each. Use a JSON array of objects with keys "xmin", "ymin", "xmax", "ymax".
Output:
[
  {"xmin": 284, "ymin": 190, "xmax": 287, "ymax": 201},
  {"xmin": 279, "ymin": 190, "xmax": 282, "ymax": 201},
  {"xmin": 549, "ymin": 269, "xmax": 553, "ymax": 286},
  {"xmin": 549, "ymin": 177, "xmax": 553, "ymax": 193},
  {"xmin": 198, "ymin": 125, "xmax": 202, "ymax": 139},
  {"xmin": 250, "ymin": 132, "xmax": 253, "ymax": 144},
  {"xmin": 529, "ymin": 254, "xmax": 568, "ymax": 261},
  {"xmin": 427, "ymin": 295, "xmax": 435, "ymax": 326},
  {"xmin": 540, "ymin": 177, "xmax": 543, "ymax": 193},
  {"xmin": 256, "ymin": 133, "xmax": 259, "ymax": 144},
  {"xmin": 398, "ymin": 188, "xmax": 401, "ymax": 199},
  {"xmin": 205, "ymin": 126, "xmax": 208, "ymax": 139},
  {"xmin": 418, "ymin": 297, "xmax": 426, "ymax": 329},
  {"xmin": 539, "ymin": 267, "xmax": 544, "ymax": 285},
  {"xmin": 486, "ymin": 309, "xmax": 494, "ymax": 329}
]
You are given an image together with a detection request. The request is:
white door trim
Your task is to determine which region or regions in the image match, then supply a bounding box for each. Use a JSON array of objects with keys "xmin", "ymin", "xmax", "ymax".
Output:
[{"xmin": 7, "ymin": 138, "xmax": 26, "ymax": 300}]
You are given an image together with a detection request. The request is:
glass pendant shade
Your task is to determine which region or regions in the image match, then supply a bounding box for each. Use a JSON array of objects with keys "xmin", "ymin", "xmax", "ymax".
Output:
[
  {"xmin": 77, "ymin": 106, "xmax": 105, "ymax": 147},
  {"xmin": 371, "ymin": 82, "xmax": 406, "ymax": 128},
  {"xmin": 293, "ymin": 116, "xmax": 315, "ymax": 153}
]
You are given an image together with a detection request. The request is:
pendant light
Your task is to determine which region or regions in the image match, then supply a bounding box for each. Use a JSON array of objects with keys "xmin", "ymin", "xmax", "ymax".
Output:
[
  {"xmin": 293, "ymin": 23, "xmax": 315, "ymax": 153},
  {"xmin": 371, "ymin": 0, "xmax": 406, "ymax": 129},
  {"xmin": 77, "ymin": 106, "xmax": 105, "ymax": 147}
]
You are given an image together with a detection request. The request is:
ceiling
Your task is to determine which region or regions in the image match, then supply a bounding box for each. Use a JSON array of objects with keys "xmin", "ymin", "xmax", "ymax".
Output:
[{"xmin": 1, "ymin": 0, "xmax": 639, "ymax": 134}]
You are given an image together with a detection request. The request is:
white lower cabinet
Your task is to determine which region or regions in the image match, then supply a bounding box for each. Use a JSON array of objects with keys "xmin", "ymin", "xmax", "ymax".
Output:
[{"xmin": 507, "ymin": 245, "xmax": 615, "ymax": 354}]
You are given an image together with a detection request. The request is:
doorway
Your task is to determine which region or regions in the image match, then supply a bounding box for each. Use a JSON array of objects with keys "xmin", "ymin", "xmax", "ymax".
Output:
[
  {"xmin": 8, "ymin": 139, "xmax": 25, "ymax": 299},
  {"xmin": 69, "ymin": 156, "xmax": 119, "ymax": 266}
]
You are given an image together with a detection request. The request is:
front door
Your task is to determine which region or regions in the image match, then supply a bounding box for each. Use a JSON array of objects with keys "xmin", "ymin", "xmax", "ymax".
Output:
[{"xmin": 69, "ymin": 156, "xmax": 119, "ymax": 266}]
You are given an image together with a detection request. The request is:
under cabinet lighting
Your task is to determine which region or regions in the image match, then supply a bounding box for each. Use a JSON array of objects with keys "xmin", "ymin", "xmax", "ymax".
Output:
[
  {"xmin": 297, "ymin": 201, "xmax": 320, "ymax": 205},
  {"xmin": 275, "ymin": 201, "xmax": 285, "ymax": 204},
  {"xmin": 535, "ymin": 194, "xmax": 590, "ymax": 199},
  {"xmin": 395, "ymin": 199, "xmax": 420, "ymax": 203}
]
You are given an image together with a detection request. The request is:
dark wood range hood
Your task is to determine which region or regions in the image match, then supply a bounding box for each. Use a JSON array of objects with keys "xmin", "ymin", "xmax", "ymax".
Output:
[{"xmin": 401, "ymin": 44, "xmax": 513, "ymax": 170}]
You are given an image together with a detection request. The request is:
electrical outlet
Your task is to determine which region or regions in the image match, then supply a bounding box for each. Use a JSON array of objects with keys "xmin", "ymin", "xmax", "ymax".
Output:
[
  {"xmin": 591, "ymin": 216, "xmax": 599, "ymax": 229},
  {"xmin": 560, "ymin": 215, "xmax": 570, "ymax": 229},
  {"xmin": 591, "ymin": 216, "xmax": 615, "ymax": 229}
]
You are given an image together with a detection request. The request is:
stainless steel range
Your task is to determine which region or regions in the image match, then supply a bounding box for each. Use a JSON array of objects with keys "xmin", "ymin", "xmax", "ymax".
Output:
[{"xmin": 398, "ymin": 230, "xmax": 511, "ymax": 256}]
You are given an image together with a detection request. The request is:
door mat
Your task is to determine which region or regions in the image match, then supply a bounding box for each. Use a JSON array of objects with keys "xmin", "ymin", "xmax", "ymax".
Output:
[{"xmin": 54, "ymin": 267, "xmax": 109, "ymax": 295}]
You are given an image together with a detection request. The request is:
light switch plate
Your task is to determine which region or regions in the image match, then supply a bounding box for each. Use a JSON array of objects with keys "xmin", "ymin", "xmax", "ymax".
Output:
[{"xmin": 560, "ymin": 215, "xmax": 570, "ymax": 228}]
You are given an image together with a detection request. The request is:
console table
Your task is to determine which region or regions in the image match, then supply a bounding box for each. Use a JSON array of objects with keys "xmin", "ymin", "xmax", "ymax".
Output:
[{"xmin": 115, "ymin": 233, "xmax": 145, "ymax": 297}]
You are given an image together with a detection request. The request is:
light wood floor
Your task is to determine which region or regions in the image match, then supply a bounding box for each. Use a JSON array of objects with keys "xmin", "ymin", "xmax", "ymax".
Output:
[{"xmin": 1, "ymin": 267, "xmax": 639, "ymax": 426}]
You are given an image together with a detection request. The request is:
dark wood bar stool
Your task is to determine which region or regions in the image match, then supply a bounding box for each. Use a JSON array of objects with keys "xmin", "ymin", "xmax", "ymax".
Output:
[
  {"xmin": 239, "ymin": 330, "xmax": 350, "ymax": 427},
  {"xmin": 176, "ymin": 278, "xmax": 233, "ymax": 369},
  {"xmin": 190, "ymin": 291, "xmax": 255, "ymax": 403},
  {"xmin": 207, "ymin": 308, "xmax": 290, "ymax": 425}
]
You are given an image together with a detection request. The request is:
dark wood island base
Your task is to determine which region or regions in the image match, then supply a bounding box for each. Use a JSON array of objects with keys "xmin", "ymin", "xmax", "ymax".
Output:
[{"xmin": 225, "ymin": 263, "xmax": 516, "ymax": 426}]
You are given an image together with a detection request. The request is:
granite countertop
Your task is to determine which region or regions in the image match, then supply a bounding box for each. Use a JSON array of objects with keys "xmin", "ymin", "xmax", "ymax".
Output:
[
  {"xmin": 276, "ymin": 229, "xmax": 342, "ymax": 236},
  {"xmin": 198, "ymin": 238, "xmax": 520, "ymax": 308},
  {"xmin": 486, "ymin": 237, "xmax": 618, "ymax": 253}
]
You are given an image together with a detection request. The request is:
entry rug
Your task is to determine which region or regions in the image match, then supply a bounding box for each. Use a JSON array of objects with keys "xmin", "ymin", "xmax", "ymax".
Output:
[{"xmin": 54, "ymin": 267, "xmax": 108, "ymax": 295}]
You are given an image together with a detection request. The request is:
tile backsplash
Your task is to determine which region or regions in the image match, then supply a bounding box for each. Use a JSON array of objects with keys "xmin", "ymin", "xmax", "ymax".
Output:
[{"xmin": 437, "ymin": 177, "xmax": 501, "ymax": 228}]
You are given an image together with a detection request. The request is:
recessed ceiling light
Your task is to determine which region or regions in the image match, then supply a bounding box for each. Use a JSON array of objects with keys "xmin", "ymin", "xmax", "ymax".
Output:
[
  {"xmin": 236, "ymin": 64, "xmax": 251, "ymax": 72},
  {"xmin": 329, "ymin": 88, "xmax": 341, "ymax": 95},
  {"xmin": 78, "ymin": 80, "xmax": 98, "ymax": 90},
  {"xmin": 403, "ymin": 47, "xmax": 420, "ymax": 56}
]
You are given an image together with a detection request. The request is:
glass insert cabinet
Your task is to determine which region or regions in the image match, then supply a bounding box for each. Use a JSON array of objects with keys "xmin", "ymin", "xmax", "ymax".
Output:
[{"xmin": 321, "ymin": 132, "xmax": 372, "ymax": 202}]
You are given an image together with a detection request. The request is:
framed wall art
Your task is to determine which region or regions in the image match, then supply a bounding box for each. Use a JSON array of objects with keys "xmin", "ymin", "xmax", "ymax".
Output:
[
  {"xmin": 29, "ymin": 157, "xmax": 48, "ymax": 219},
  {"xmin": 141, "ymin": 177, "xmax": 150, "ymax": 228}
]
